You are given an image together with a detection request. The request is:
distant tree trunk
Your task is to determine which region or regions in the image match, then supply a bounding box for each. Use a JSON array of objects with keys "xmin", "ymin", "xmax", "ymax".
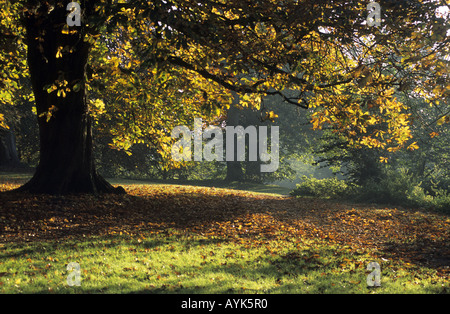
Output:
[
  {"xmin": 0, "ymin": 128, "xmax": 21, "ymax": 168},
  {"xmin": 18, "ymin": 2, "xmax": 124, "ymax": 194},
  {"xmin": 244, "ymin": 159, "xmax": 262, "ymax": 182},
  {"xmin": 415, "ymin": 152, "xmax": 427, "ymax": 179},
  {"xmin": 242, "ymin": 106, "xmax": 262, "ymax": 183},
  {"xmin": 226, "ymin": 161, "xmax": 244, "ymax": 182},
  {"xmin": 225, "ymin": 93, "xmax": 244, "ymax": 182}
]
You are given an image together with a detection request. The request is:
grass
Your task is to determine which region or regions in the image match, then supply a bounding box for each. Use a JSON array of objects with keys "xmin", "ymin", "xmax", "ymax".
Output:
[
  {"xmin": 1, "ymin": 172, "xmax": 293, "ymax": 196},
  {"xmin": 106, "ymin": 177, "xmax": 293, "ymax": 196},
  {"xmin": 0, "ymin": 174, "xmax": 449, "ymax": 294},
  {"xmin": 1, "ymin": 230, "xmax": 447, "ymax": 294}
]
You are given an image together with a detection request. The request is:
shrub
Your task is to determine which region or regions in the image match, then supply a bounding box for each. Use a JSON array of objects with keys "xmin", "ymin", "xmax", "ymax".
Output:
[
  {"xmin": 291, "ymin": 169, "xmax": 450, "ymax": 213},
  {"xmin": 355, "ymin": 168, "xmax": 450, "ymax": 212},
  {"xmin": 355, "ymin": 168, "xmax": 419, "ymax": 205},
  {"xmin": 290, "ymin": 176, "xmax": 358, "ymax": 199},
  {"xmin": 428, "ymin": 188, "xmax": 450, "ymax": 213},
  {"xmin": 404, "ymin": 185, "xmax": 450, "ymax": 213},
  {"xmin": 407, "ymin": 185, "xmax": 434, "ymax": 207}
]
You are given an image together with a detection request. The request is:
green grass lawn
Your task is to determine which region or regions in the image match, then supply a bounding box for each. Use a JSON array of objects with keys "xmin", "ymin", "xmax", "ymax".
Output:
[{"xmin": 1, "ymin": 229, "xmax": 447, "ymax": 294}]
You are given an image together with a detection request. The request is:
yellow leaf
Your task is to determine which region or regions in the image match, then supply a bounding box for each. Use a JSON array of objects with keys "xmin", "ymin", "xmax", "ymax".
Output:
[
  {"xmin": 0, "ymin": 113, "xmax": 8, "ymax": 129},
  {"xmin": 61, "ymin": 25, "xmax": 69, "ymax": 35},
  {"xmin": 407, "ymin": 142, "xmax": 419, "ymax": 151},
  {"xmin": 56, "ymin": 46, "xmax": 63, "ymax": 58},
  {"xmin": 429, "ymin": 132, "xmax": 439, "ymax": 138},
  {"xmin": 437, "ymin": 115, "xmax": 448, "ymax": 126}
]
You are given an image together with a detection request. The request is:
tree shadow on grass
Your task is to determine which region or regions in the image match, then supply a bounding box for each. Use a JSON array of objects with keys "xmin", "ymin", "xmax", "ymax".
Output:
[
  {"xmin": 28, "ymin": 246, "xmax": 447, "ymax": 294},
  {"xmin": 380, "ymin": 239, "xmax": 450, "ymax": 271}
]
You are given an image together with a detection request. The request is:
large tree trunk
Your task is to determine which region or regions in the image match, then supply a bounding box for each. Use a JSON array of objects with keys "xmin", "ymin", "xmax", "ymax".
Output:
[{"xmin": 18, "ymin": 2, "xmax": 123, "ymax": 194}]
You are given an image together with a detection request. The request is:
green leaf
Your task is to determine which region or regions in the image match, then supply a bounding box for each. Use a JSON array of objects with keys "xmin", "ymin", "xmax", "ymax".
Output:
[{"xmin": 73, "ymin": 82, "xmax": 81, "ymax": 92}]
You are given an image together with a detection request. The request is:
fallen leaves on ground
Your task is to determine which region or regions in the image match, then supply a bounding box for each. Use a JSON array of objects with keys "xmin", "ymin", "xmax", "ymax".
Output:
[{"xmin": 0, "ymin": 182, "xmax": 449, "ymax": 277}]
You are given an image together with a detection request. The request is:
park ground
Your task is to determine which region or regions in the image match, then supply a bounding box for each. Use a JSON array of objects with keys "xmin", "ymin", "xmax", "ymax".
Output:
[{"xmin": 0, "ymin": 173, "xmax": 449, "ymax": 294}]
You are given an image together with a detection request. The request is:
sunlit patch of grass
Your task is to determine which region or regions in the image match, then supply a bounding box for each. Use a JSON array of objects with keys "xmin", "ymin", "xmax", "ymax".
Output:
[{"xmin": 0, "ymin": 229, "xmax": 447, "ymax": 294}]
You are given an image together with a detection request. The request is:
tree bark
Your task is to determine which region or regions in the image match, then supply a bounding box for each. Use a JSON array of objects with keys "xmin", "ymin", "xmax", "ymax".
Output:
[{"xmin": 17, "ymin": 2, "xmax": 124, "ymax": 194}]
